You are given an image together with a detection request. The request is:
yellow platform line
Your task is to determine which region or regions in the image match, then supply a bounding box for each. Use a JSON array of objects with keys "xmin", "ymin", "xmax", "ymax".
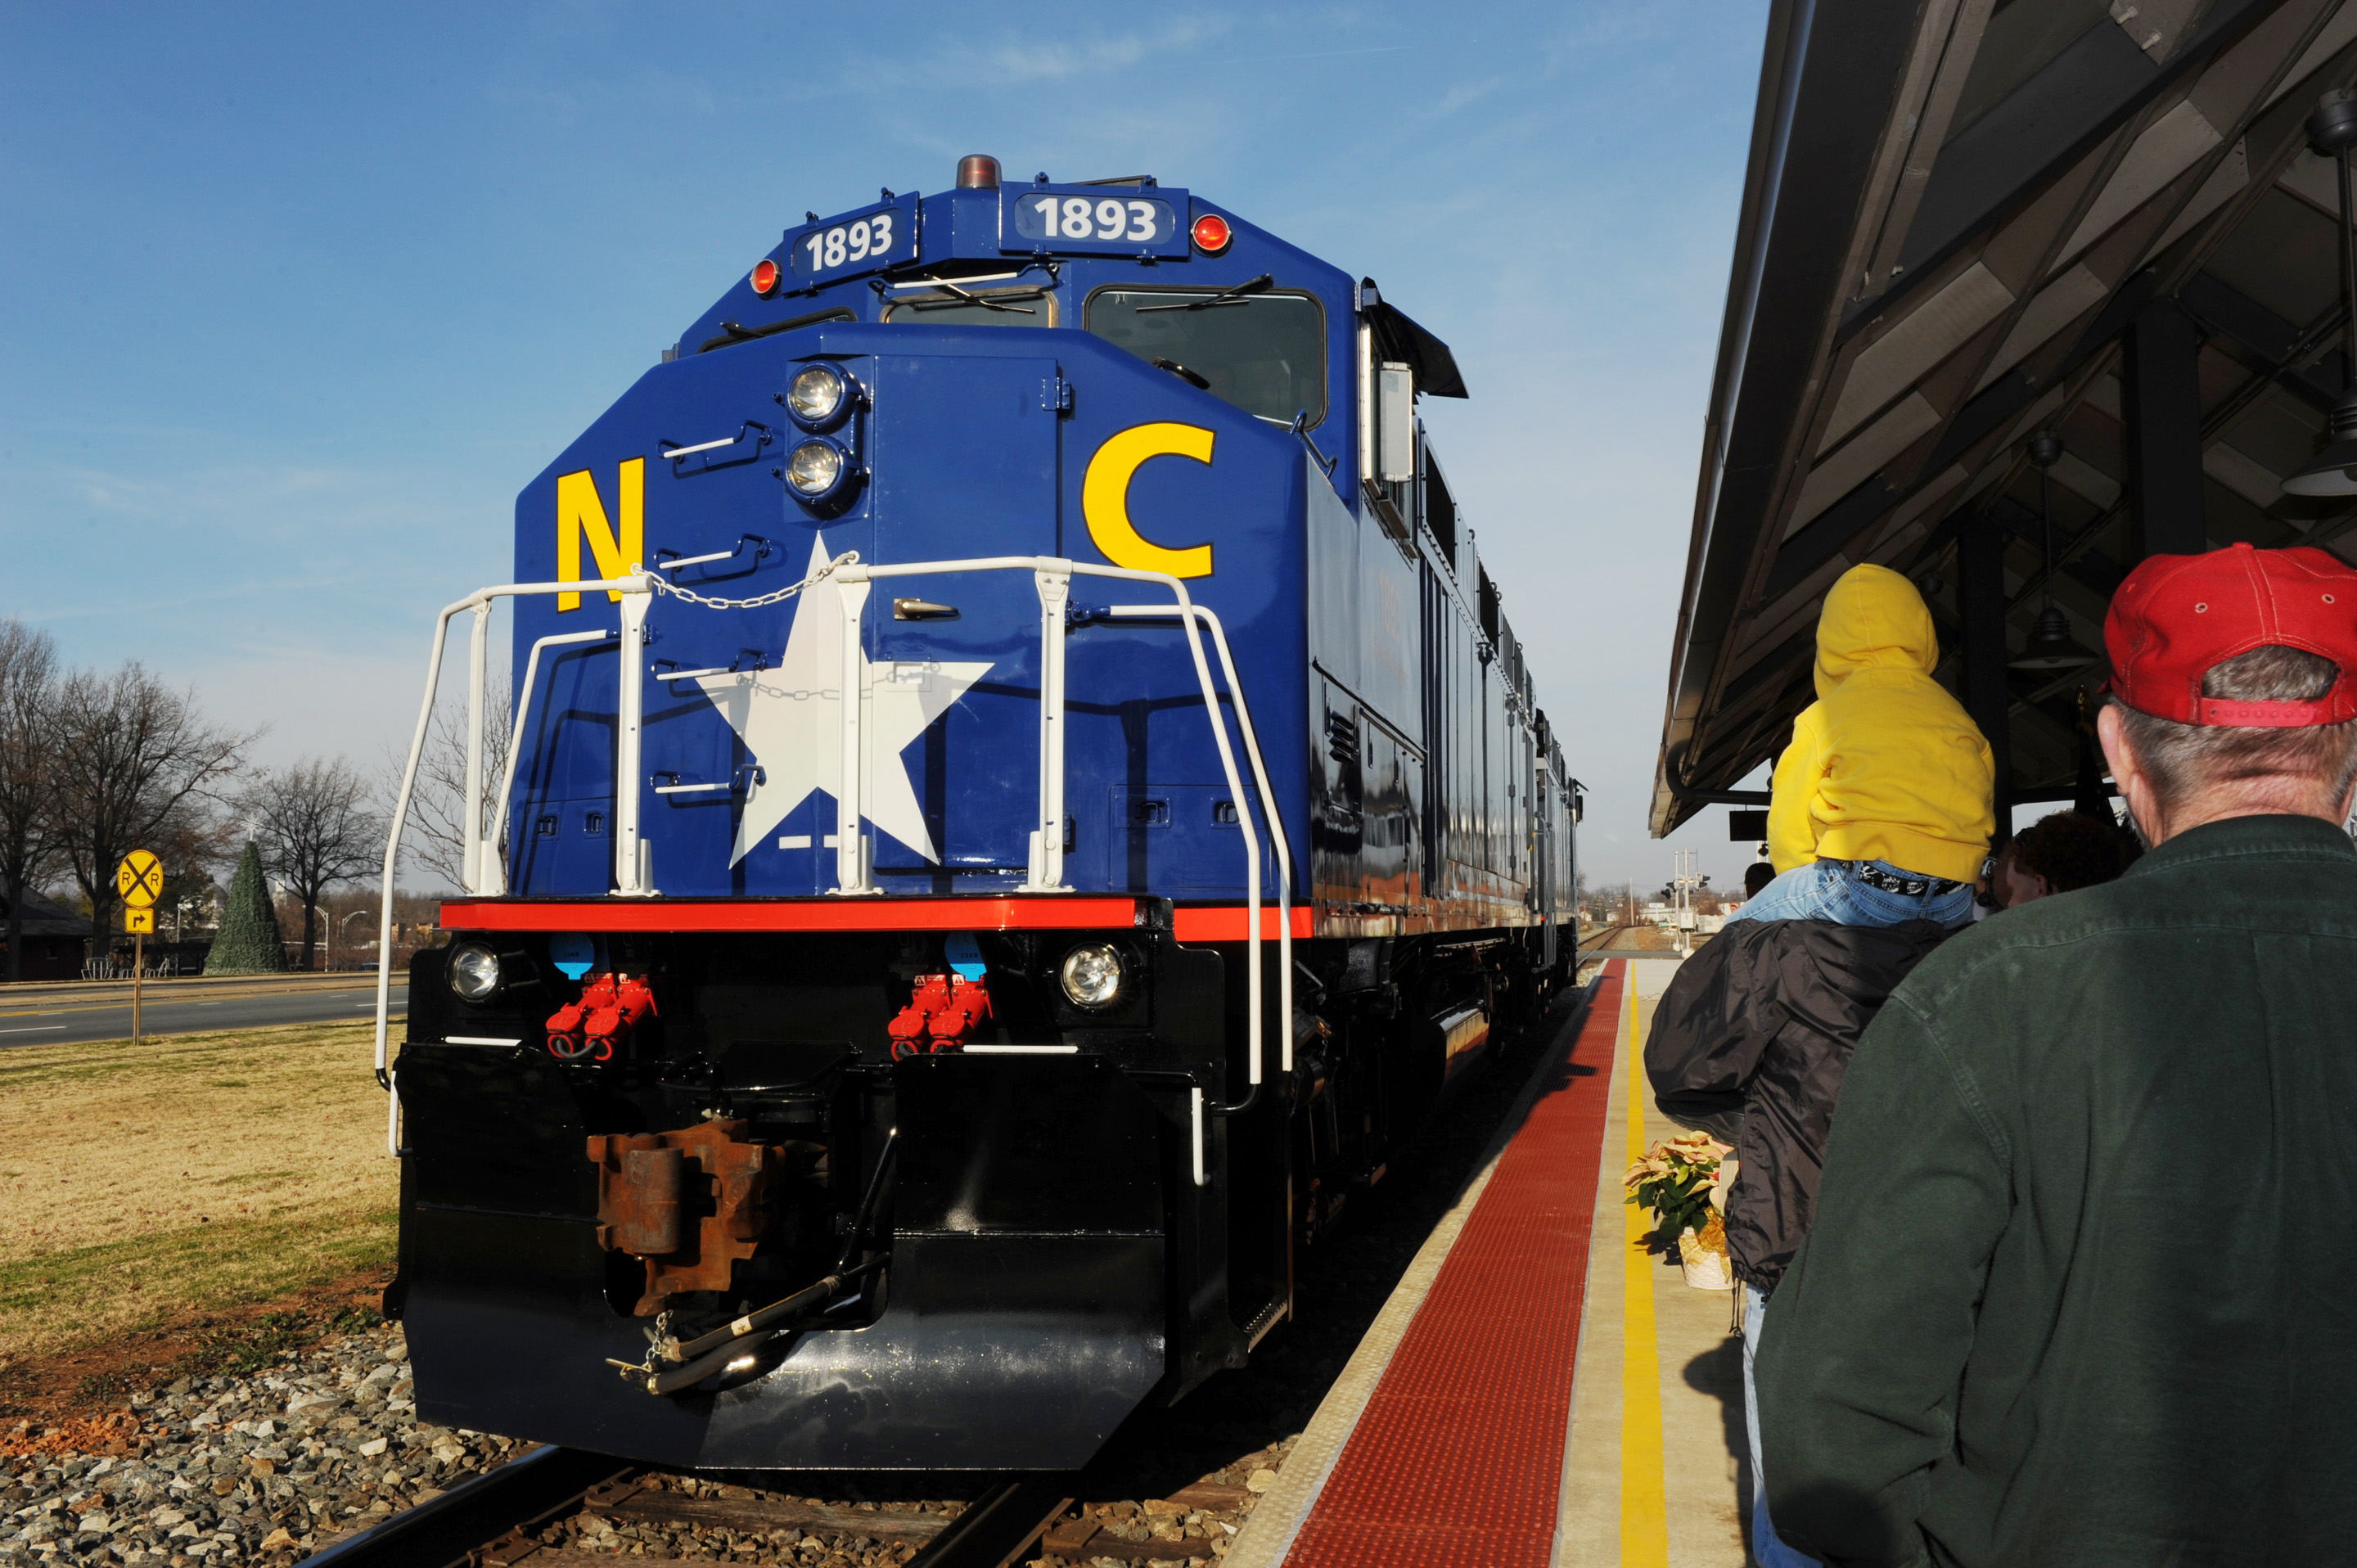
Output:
[{"xmin": 1620, "ymin": 981, "xmax": 1670, "ymax": 1566}]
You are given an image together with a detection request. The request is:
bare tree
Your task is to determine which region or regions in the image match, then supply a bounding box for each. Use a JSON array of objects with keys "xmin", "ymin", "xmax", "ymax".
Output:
[
  {"xmin": 244, "ymin": 756, "xmax": 384, "ymax": 971},
  {"xmin": 0, "ymin": 620, "xmax": 61, "ymax": 983},
  {"xmin": 384, "ymin": 675, "xmax": 512, "ymax": 892},
  {"xmin": 47, "ymin": 663, "xmax": 256, "ymax": 948}
]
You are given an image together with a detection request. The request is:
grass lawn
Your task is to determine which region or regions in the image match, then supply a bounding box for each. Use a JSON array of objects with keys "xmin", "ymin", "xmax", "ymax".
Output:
[{"xmin": 0, "ymin": 1021, "xmax": 401, "ymax": 1366}]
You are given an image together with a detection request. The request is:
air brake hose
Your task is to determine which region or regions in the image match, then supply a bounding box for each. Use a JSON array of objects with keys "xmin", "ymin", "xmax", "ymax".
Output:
[
  {"xmin": 665, "ymin": 1255, "xmax": 889, "ymax": 1366},
  {"xmin": 648, "ymin": 1328, "xmax": 780, "ymax": 1396},
  {"xmin": 630, "ymin": 1254, "xmax": 890, "ymax": 1396}
]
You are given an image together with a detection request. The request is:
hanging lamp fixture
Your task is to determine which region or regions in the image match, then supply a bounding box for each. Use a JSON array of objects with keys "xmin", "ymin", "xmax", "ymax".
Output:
[
  {"xmin": 2012, "ymin": 430, "xmax": 2098, "ymax": 669},
  {"xmin": 2285, "ymin": 88, "xmax": 2357, "ymax": 496}
]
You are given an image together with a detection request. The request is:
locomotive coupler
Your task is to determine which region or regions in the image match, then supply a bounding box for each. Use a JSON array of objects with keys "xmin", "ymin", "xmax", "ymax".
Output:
[{"xmin": 586, "ymin": 1119, "xmax": 779, "ymax": 1316}]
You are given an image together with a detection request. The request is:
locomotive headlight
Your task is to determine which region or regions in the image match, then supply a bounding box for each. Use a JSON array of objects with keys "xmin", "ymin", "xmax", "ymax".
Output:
[
  {"xmin": 785, "ymin": 437, "xmax": 854, "ymax": 507},
  {"xmin": 784, "ymin": 363, "xmax": 854, "ymax": 430},
  {"xmin": 447, "ymin": 941, "xmax": 502, "ymax": 1003},
  {"xmin": 1058, "ymin": 943, "xmax": 1127, "ymax": 1010}
]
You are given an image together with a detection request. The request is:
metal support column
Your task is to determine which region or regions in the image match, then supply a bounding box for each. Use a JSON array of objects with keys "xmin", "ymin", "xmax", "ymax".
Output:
[
  {"xmin": 615, "ymin": 579, "xmax": 655, "ymax": 895},
  {"xmin": 1958, "ymin": 516, "xmax": 2016, "ymax": 848},
  {"xmin": 833, "ymin": 569, "xmax": 877, "ymax": 894},
  {"xmin": 2122, "ymin": 299, "xmax": 2208, "ymax": 561}
]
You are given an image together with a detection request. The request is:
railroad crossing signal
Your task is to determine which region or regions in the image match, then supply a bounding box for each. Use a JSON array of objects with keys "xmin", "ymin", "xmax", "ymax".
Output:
[
  {"xmin": 116, "ymin": 849, "xmax": 163, "ymax": 908},
  {"xmin": 125, "ymin": 908, "xmax": 155, "ymax": 934}
]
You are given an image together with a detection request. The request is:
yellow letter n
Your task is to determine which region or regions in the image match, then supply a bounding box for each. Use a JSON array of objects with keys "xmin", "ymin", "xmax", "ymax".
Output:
[{"xmin": 557, "ymin": 457, "xmax": 644, "ymax": 611}]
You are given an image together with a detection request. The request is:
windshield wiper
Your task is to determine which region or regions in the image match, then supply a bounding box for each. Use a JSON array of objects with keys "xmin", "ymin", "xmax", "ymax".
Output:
[
  {"xmin": 1151, "ymin": 358, "xmax": 1210, "ymax": 388},
  {"xmin": 1137, "ymin": 273, "xmax": 1274, "ymax": 313},
  {"xmin": 912, "ymin": 280, "xmax": 1039, "ymax": 314}
]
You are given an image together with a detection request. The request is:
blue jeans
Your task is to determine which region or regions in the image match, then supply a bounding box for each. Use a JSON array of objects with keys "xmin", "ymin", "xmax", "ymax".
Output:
[
  {"xmin": 1745, "ymin": 1283, "xmax": 1822, "ymax": 1568},
  {"xmin": 1727, "ymin": 858, "xmax": 1975, "ymax": 930}
]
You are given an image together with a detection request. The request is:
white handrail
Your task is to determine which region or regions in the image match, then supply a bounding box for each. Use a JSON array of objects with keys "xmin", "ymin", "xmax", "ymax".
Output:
[
  {"xmin": 1025, "ymin": 565, "xmax": 1073, "ymax": 891},
  {"xmin": 462, "ymin": 606, "xmax": 490, "ymax": 894},
  {"xmin": 833, "ymin": 555, "xmax": 1279, "ymax": 1088},
  {"xmin": 374, "ymin": 574, "xmax": 647, "ymax": 1156},
  {"xmin": 373, "ymin": 555, "xmax": 1291, "ymax": 1155},
  {"xmin": 832, "ymin": 571, "xmax": 875, "ymax": 894},
  {"xmin": 1107, "ymin": 603, "xmax": 1295, "ymax": 1071},
  {"xmin": 485, "ymin": 628, "xmax": 614, "ymax": 892},
  {"xmin": 615, "ymin": 588, "xmax": 654, "ymax": 894}
]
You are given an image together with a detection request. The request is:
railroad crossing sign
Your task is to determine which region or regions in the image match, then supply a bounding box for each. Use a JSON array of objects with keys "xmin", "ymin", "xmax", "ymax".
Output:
[
  {"xmin": 125, "ymin": 908, "xmax": 155, "ymax": 934},
  {"xmin": 116, "ymin": 849, "xmax": 163, "ymax": 908}
]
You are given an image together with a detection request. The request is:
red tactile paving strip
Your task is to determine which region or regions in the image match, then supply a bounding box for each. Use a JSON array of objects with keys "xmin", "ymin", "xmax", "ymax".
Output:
[{"xmin": 1285, "ymin": 962, "xmax": 1625, "ymax": 1568}]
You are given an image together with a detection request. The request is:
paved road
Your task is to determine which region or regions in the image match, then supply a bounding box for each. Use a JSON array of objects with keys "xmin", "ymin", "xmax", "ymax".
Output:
[{"xmin": 0, "ymin": 980, "xmax": 409, "ymax": 1048}]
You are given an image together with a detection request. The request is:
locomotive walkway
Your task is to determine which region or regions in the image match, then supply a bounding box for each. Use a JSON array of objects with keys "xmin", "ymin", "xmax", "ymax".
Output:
[{"xmin": 1228, "ymin": 957, "xmax": 1754, "ymax": 1567}]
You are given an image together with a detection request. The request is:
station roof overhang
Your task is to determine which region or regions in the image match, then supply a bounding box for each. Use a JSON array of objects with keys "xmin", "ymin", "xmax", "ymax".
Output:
[{"xmin": 1654, "ymin": 0, "xmax": 2357, "ymax": 836}]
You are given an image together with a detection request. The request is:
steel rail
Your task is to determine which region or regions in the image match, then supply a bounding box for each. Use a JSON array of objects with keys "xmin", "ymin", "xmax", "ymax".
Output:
[
  {"xmin": 900, "ymin": 1479, "xmax": 1075, "ymax": 1568},
  {"xmin": 299, "ymin": 1444, "xmax": 628, "ymax": 1568}
]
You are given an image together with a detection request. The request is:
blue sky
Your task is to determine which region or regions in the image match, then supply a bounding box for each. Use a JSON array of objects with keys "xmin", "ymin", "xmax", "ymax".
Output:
[{"xmin": 0, "ymin": 1, "xmax": 1771, "ymax": 892}]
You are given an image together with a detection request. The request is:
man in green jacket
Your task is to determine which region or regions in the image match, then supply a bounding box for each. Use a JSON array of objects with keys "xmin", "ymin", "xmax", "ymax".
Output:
[{"xmin": 1755, "ymin": 542, "xmax": 2357, "ymax": 1567}]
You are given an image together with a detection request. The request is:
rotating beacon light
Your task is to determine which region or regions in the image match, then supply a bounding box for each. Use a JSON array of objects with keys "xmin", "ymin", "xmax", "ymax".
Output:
[
  {"xmin": 750, "ymin": 257, "xmax": 781, "ymax": 296},
  {"xmin": 1190, "ymin": 213, "xmax": 1233, "ymax": 255}
]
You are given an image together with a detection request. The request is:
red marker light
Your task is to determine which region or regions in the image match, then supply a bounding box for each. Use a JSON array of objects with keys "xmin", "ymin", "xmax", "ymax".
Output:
[
  {"xmin": 1190, "ymin": 214, "xmax": 1232, "ymax": 255},
  {"xmin": 750, "ymin": 258, "xmax": 781, "ymax": 295}
]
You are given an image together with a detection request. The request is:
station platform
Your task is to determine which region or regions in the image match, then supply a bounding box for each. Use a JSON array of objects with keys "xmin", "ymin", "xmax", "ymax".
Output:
[{"xmin": 1227, "ymin": 957, "xmax": 1755, "ymax": 1567}]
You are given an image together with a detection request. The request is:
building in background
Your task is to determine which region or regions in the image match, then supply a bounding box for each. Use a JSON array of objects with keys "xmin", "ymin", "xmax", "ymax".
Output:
[{"xmin": 0, "ymin": 890, "xmax": 95, "ymax": 981}]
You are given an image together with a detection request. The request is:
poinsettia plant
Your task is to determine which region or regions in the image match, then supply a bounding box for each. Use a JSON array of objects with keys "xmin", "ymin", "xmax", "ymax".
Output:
[{"xmin": 1623, "ymin": 1132, "xmax": 1734, "ymax": 1254}]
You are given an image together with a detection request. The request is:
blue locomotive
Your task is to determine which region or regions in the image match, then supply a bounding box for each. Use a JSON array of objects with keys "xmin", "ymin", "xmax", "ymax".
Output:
[{"xmin": 372, "ymin": 153, "xmax": 1580, "ymax": 1471}]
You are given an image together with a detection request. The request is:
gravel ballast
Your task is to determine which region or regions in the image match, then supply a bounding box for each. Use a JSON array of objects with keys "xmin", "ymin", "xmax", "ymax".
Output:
[
  {"xmin": 0, "ymin": 1321, "xmax": 1290, "ymax": 1567},
  {"xmin": 2, "ymin": 1322, "xmax": 512, "ymax": 1566}
]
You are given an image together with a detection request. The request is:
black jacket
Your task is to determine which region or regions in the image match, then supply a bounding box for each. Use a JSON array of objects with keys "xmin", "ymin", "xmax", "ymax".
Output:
[{"xmin": 1644, "ymin": 917, "xmax": 1947, "ymax": 1291}]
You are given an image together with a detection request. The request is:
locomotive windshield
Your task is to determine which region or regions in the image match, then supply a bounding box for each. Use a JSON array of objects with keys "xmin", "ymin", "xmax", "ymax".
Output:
[
  {"xmin": 1084, "ymin": 286, "xmax": 1327, "ymax": 426},
  {"xmin": 881, "ymin": 282, "xmax": 1057, "ymax": 327}
]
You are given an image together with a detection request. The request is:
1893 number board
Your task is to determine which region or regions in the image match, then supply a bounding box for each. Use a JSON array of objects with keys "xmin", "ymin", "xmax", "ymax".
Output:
[
  {"xmin": 1000, "ymin": 184, "xmax": 1190, "ymax": 257},
  {"xmin": 786, "ymin": 192, "xmax": 921, "ymax": 286}
]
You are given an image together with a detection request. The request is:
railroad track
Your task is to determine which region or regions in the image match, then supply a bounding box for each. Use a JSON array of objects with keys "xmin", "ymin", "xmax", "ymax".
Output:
[{"xmin": 300, "ymin": 1446, "xmax": 1241, "ymax": 1567}]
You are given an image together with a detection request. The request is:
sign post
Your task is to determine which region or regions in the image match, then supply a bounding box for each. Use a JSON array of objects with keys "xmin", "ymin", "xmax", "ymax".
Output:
[{"xmin": 117, "ymin": 851, "xmax": 161, "ymax": 1042}]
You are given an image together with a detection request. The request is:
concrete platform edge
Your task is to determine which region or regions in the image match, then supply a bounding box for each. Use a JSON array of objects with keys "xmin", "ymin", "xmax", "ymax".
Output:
[{"xmin": 1222, "ymin": 971, "xmax": 1611, "ymax": 1568}]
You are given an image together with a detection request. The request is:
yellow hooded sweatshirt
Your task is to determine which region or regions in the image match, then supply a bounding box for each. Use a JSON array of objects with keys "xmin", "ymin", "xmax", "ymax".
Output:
[{"xmin": 1767, "ymin": 564, "xmax": 1994, "ymax": 883}]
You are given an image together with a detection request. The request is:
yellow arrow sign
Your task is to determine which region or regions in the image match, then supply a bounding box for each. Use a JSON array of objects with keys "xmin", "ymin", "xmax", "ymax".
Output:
[
  {"xmin": 125, "ymin": 908, "xmax": 155, "ymax": 934},
  {"xmin": 116, "ymin": 849, "xmax": 163, "ymax": 909}
]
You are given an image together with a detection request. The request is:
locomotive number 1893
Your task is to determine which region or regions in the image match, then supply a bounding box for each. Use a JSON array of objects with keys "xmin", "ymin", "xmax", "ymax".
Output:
[
  {"xmin": 804, "ymin": 213, "xmax": 895, "ymax": 273},
  {"xmin": 787, "ymin": 195, "xmax": 918, "ymax": 284},
  {"xmin": 1030, "ymin": 196, "xmax": 1158, "ymax": 242}
]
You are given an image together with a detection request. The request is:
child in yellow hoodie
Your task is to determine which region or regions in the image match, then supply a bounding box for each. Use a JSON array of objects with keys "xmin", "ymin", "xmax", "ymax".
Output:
[{"xmin": 1729, "ymin": 564, "xmax": 1994, "ymax": 930}]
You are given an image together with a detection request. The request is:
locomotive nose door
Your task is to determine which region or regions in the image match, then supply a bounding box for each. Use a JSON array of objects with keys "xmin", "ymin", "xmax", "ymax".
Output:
[{"xmin": 858, "ymin": 351, "xmax": 1064, "ymax": 882}]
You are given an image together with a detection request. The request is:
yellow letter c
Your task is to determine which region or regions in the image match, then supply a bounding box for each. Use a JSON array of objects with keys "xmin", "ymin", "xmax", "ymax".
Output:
[{"xmin": 1084, "ymin": 422, "xmax": 1215, "ymax": 578}]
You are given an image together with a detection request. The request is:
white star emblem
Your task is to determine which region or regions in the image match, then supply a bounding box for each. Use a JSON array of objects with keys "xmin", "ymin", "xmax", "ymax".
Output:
[{"xmin": 693, "ymin": 534, "xmax": 992, "ymax": 868}]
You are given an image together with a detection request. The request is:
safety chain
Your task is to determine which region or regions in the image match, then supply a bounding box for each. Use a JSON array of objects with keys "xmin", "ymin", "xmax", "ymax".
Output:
[{"xmin": 645, "ymin": 550, "xmax": 861, "ymax": 611}]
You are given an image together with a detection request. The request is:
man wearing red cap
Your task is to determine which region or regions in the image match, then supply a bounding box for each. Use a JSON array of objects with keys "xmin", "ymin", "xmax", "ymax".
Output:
[{"xmin": 1754, "ymin": 543, "xmax": 2357, "ymax": 1566}]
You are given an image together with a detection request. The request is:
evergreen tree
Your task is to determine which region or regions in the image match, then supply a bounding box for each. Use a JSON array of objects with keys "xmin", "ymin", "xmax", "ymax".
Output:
[{"xmin": 205, "ymin": 841, "xmax": 286, "ymax": 974}]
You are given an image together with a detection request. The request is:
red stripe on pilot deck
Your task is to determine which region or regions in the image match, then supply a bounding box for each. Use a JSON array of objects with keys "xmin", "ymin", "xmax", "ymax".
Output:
[
  {"xmin": 1170, "ymin": 904, "xmax": 1314, "ymax": 941},
  {"xmin": 1284, "ymin": 961, "xmax": 1625, "ymax": 1568},
  {"xmin": 435, "ymin": 896, "xmax": 1142, "ymax": 934}
]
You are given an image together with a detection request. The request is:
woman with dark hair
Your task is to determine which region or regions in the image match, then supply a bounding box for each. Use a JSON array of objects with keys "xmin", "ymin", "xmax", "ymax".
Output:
[{"xmin": 1996, "ymin": 809, "xmax": 2133, "ymax": 907}]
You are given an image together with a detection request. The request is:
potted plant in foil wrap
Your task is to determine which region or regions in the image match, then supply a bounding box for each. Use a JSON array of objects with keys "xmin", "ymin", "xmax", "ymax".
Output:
[{"xmin": 1624, "ymin": 1131, "xmax": 1737, "ymax": 1290}]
